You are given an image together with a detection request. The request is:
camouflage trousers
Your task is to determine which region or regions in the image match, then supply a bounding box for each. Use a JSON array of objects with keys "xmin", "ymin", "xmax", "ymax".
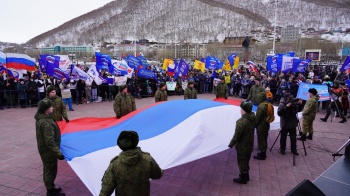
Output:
[
  {"xmin": 236, "ymin": 152, "xmax": 251, "ymax": 173},
  {"xmin": 40, "ymin": 154, "xmax": 58, "ymax": 189},
  {"xmin": 257, "ymin": 129, "xmax": 269, "ymax": 152},
  {"xmin": 302, "ymin": 118, "xmax": 314, "ymax": 135}
]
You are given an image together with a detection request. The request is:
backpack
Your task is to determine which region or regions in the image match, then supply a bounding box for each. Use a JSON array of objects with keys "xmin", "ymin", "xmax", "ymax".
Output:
[{"xmin": 262, "ymin": 102, "xmax": 275, "ymax": 123}]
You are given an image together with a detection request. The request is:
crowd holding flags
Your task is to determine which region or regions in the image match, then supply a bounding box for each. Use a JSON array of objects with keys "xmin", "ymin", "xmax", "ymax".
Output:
[{"xmin": 266, "ymin": 52, "xmax": 314, "ymax": 74}]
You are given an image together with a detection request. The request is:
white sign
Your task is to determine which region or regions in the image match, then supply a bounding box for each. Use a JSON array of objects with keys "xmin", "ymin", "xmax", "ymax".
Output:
[
  {"xmin": 182, "ymin": 81, "xmax": 188, "ymax": 90},
  {"xmin": 114, "ymin": 76, "xmax": 128, "ymax": 86},
  {"xmin": 213, "ymin": 78, "xmax": 221, "ymax": 87},
  {"xmin": 166, "ymin": 82, "xmax": 176, "ymax": 91}
]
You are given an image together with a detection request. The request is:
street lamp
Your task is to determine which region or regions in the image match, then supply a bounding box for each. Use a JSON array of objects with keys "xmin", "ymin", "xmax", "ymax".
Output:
[
  {"xmin": 131, "ymin": 12, "xmax": 139, "ymax": 56},
  {"xmin": 272, "ymin": 0, "xmax": 279, "ymax": 55}
]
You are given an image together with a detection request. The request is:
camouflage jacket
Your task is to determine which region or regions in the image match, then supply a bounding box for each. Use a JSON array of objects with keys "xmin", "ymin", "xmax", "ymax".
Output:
[
  {"xmin": 35, "ymin": 112, "xmax": 63, "ymax": 158},
  {"xmin": 44, "ymin": 96, "xmax": 68, "ymax": 121},
  {"xmin": 216, "ymin": 82, "xmax": 228, "ymax": 98},
  {"xmin": 184, "ymin": 87, "xmax": 197, "ymax": 100},
  {"xmin": 113, "ymin": 92, "xmax": 136, "ymax": 117},
  {"xmin": 229, "ymin": 112, "xmax": 256, "ymax": 154},
  {"xmin": 247, "ymin": 84, "xmax": 265, "ymax": 105},
  {"xmin": 155, "ymin": 89, "xmax": 167, "ymax": 102},
  {"xmin": 302, "ymin": 94, "xmax": 320, "ymax": 121},
  {"xmin": 256, "ymin": 93, "xmax": 270, "ymax": 131},
  {"xmin": 99, "ymin": 147, "xmax": 163, "ymax": 196}
]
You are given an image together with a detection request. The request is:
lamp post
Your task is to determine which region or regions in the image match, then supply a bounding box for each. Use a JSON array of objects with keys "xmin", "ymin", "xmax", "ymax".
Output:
[
  {"xmin": 132, "ymin": 12, "xmax": 139, "ymax": 57},
  {"xmin": 272, "ymin": 0, "xmax": 279, "ymax": 55}
]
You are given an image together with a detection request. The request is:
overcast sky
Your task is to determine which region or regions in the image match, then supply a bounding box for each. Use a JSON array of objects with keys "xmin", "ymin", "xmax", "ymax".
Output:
[{"xmin": 0, "ymin": 0, "xmax": 114, "ymax": 44}]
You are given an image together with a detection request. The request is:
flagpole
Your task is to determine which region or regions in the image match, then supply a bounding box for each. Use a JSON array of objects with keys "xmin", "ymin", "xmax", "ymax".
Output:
[{"xmin": 272, "ymin": 0, "xmax": 278, "ymax": 55}]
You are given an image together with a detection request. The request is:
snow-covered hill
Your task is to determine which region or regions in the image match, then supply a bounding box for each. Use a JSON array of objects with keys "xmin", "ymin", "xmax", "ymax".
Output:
[{"xmin": 26, "ymin": 0, "xmax": 350, "ymax": 46}]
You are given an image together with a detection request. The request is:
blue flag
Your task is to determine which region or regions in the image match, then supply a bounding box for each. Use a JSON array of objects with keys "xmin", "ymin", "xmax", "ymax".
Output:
[
  {"xmin": 292, "ymin": 59, "xmax": 311, "ymax": 73},
  {"xmin": 40, "ymin": 55, "xmax": 69, "ymax": 81},
  {"xmin": 205, "ymin": 56, "xmax": 222, "ymax": 70},
  {"xmin": 95, "ymin": 52, "xmax": 112, "ymax": 72},
  {"xmin": 228, "ymin": 54, "xmax": 237, "ymax": 66},
  {"xmin": 38, "ymin": 58, "xmax": 46, "ymax": 73},
  {"xmin": 174, "ymin": 59, "xmax": 189, "ymax": 79},
  {"xmin": 340, "ymin": 56, "xmax": 350, "ymax": 72},
  {"xmin": 137, "ymin": 68, "xmax": 157, "ymax": 80},
  {"xmin": 137, "ymin": 56, "xmax": 149, "ymax": 69},
  {"xmin": 267, "ymin": 55, "xmax": 282, "ymax": 73},
  {"xmin": 126, "ymin": 55, "xmax": 141, "ymax": 70},
  {"xmin": 200, "ymin": 57, "xmax": 205, "ymax": 63},
  {"xmin": 285, "ymin": 52, "xmax": 295, "ymax": 57}
]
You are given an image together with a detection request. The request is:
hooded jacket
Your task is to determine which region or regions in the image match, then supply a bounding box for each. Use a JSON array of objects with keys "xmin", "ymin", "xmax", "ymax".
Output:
[
  {"xmin": 35, "ymin": 112, "xmax": 63, "ymax": 158},
  {"xmin": 229, "ymin": 112, "xmax": 256, "ymax": 154},
  {"xmin": 302, "ymin": 94, "xmax": 320, "ymax": 121},
  {"xmin": 99, "ymin": 147, "xmax": 163, "ymax": 196},
  {"xmin": 44, "ymin": 96, "xmax": 68, "ymax": 121}
]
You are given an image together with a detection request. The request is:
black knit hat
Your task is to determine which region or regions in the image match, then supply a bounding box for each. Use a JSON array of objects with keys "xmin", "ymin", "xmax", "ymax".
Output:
[
  {"xmin": 117, "ymin": 131, "xmax": 139, "ymax": 151},
  {"xmin": 308, "ymin": 88, "xmax": 318, "ymax": 95},
  {"xmin": 37, "ymin": 99, "xmax": 53, "ymax": 114},
  {"xmin": 159, "ymin": 82, "xmax": 166, "ymax": 88},
  {"xmin": 119, "ymin": 85, "xmax": 127, "ymax": 92},
  {"xmin": 46, "ymin": 85, "xmax": 56, "ymax": 94},
  {"xmin": 240, "ymin": 101, "xmax": 252, "ymax": 113}
]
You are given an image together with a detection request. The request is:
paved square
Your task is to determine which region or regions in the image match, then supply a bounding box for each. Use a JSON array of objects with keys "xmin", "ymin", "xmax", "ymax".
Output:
[{"xmin": 0, "ymin": 94, "xmax": 348, "ymax": 195}]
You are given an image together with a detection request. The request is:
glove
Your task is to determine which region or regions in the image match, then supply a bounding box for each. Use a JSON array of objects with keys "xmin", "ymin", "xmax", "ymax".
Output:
[
  {"xmin": 117, "ymin": 116, "xmax": 121, "ymax": 119},
  {"xmin": 58, "ymin": 154, "xmax": 65, "ymax": 160},
  {"xmin": 65, "ymin": 119, "xmax": 69, "ymax": 123},
  {"xmin": 225, "ymin": 97, "xmax": 227, "ymax": 100}
]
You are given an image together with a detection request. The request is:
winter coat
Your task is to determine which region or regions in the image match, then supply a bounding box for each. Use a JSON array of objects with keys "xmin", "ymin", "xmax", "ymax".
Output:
[
  {"xmin": 35, "ymin": 112, "xmax": 63, "ymax": 158},
  {"xmin": 302, "ymin": 94, "xmax": 320, "ymax": 121},
  {"xmin": 247, "ymin": 84, "xmax": 265, "ymax": 105},
  {"xmin": 229, "ymin": 112, "xmax": 256, "ymax": 154},
  {"xmin": 59, "ymin": 83, "xmax": 72, "ymax": 99},
  {"xmin": 17, "ymin": 82, "xmax": 28, "ymax": 100},
  {"xmin": 184, "ymin": 87, "xmax": 197, "ymax": 100},
  {"xmin": 44, "ymin": 96, "xmax": 68, "ymax": 122},
  {"xmin": 155, "ymin": 89, "xmax": 167, "ymax": 102},
  {"xmin": 277, "ymin": 98, "xmax": 302, "ymax": 129},
  {"xmin": 256, "ymin": 93, "xmax": 270, "ymax": 132},
  {"xmin": 113, "ymin": 92, "xmax": 136, "ymax": 117},
  {"xmin": 99, "ymin": 147, "xmax": 163, "ymax": 196},
  {"xmin": 216, "ymin": 82, "xmax": 228, "ymax": 98}
]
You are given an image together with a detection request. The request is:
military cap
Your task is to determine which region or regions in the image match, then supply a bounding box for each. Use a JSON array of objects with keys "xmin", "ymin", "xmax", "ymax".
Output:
[
  {"xmin": 240, "ymin": 101, "xmax": 252, "ymax": 113},
  {"xmin": 283, "ymin": 93, "xmax": 292, "ymax": 99},
  {"xmin": 188, "ymin": 81, "xmax": 195, "ymax": 85},
  {"xmin": 308, "ymin": 88, "xmax": 318, "ymax": 95},
  {"xmin": 117, "ymin": 131, "xmax": 139, "ymax": 151},
  {"xmin": 46, "ymin": 85, "xmax": 56, "ymax": 94},
  {"xmin": 37, "ymin": 99, "xmax": 53, "ymax": 114},
  {"xmin": 220, "ymin": 76, "xmax": 225, "ymax": 80},
  {"xmin": 254, "ymin": 77, "xmax": 260, "ymax": 81},
  {"xmin": 119, "ymin": 85, "xmax": 127, "ymax": 92},
  {"xmin": 159, "ymin": 82, "xmax": 166, "ymax": 88}
]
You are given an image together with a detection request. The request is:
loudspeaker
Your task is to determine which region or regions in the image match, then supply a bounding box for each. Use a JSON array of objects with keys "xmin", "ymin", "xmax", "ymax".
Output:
[{"xmin": 286, "ymin": 179, "xmax": 325, "ymax": 196}]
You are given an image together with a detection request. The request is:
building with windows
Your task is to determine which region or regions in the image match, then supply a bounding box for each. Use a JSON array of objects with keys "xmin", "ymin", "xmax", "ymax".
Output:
[
  {"xmin": 281, "ymin": 25, "xmax": 300, "ymax": 43},
  {"xmin": 39, "ymin": 45, "xmax": 94, "ymax": 55}
]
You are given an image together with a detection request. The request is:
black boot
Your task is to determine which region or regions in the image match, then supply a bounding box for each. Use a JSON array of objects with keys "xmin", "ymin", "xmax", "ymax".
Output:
[
  {"xmin": 292, "ymin": 150, "xmax": 299, "ymax": 156},
  {"xmin": 253, "ymin": 152, "xmax": 266, "ymax": 160},
  {"xmin": 297, "ymin": 134, "xmax": 306, "ymax": 141},
  {"xmin": 320, "ymin": 118, "xmax": 327, "ymax": 122},
  {"xmin": 47, "ymin": 189, "xmax": 65, "ymax": 196},
  {"xmin": 233, "ymin": 172, "xmax": 248, "ymax": 184},
  {"xmin": 247, "ymin": 172, "xmax": 250, "ymax": 181},
  {"xmin": 339, "ymin": 118, "xmax": 347, "ymax": 123},
  {"xmin": 306, "ymin": 134, "xmax": 313, "ymax": 140}
]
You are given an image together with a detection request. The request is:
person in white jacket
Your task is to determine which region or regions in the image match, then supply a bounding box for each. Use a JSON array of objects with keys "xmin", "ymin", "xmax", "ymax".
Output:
[{"xmin": 59, "ymin": 79, "xmax": 74, "ymax": 111}]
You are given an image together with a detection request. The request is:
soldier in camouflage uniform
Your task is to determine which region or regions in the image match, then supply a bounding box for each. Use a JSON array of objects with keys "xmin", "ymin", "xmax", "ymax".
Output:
[
  {"xmin": 216, "ymin": 76, "xmax": 228, "ymax": 99},
  {"xmin": 155, "ymin": 82, "xmax": 167, "ymax": 102},
  {"xmin": 45, "ymin": 85, "xmax": 69, "ymax": 122},
  {"xmin": 246, "ymin": 78, "xmax": 265, "ymax": 106},
  {"xmin": 229, "ymin": 101, "xmax": 256, "ymax": 184},
  {"xmin": 99, "ymin": 131, "xmax": 163, "ymax": 196},
  {"xmin": 298, "ymin": 88, "xmax": 319, "ymax": 141},
  {"xmin": 184, "ymin": 81, "xmax": 197, "ymax": 100},
  {"xmin": 35, "ymin": 99, "xmax": 65, "ymax": 196},
  {"xmin": 253, "ymin": 92, "xmax": 270, "ymax": 160},
  {"xmin": 113, "ymin": 85, "xmax": 136, "ymax": 119}
]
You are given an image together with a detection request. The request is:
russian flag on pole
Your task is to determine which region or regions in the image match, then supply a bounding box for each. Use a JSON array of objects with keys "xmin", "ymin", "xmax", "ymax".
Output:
[
  {"xmin": 340, "ymin": 56, "xmax": 350, "ymax": 72},
  {"xmin": 247, "ymin": 61, "xmax": 258, "ymax": 72},
  {"xmin": 0, "ymin": 51, "xmax": 6, "ymax": 73},
  {"xmin": 5, "ymin": 53, "xmax": 36, "ymax": 71}
]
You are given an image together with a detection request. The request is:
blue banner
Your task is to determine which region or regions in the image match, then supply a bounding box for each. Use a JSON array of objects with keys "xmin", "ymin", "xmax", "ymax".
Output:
[
  {"xmin": 340, "ymin": 56, "xmax": 350, "ymax": 72},
  {"xmin": 95, "ymin": 52, "xmax": 111, "ymax": 72},
  {"xmin": 174, "ymin": 59, "xmax": 189, "ymax": 79},
  {"xmin": 205, "ymin": 56, "xmax": 222, "ymax": 70},
  {"xmin": 137, "ymin": 56, "xmax": 149, "ymax": 69},
  {"xmin": 285, "ymin": 52, "xmax": 295, "ymax": 57},
  {"xmin": 292, "ymin": 59, "xmax": 311, "ymax": 73},
  {"xmin": 40, "ymin": 55, "xmax": 69, "ymax": 81},
  {"xmin": 137, "ymin": 68, "xmax": 157, "ymax": 79},
  {"xmin": 267, "ymin": 55, "xmax": 281, "ymax": 73},
  {"xmin": 126, "ymin": 55, "xmax": 141, "ymax": 70},
  {"xmin": 296, "ymin": 82, "xmax": 329, "ymax": 102},
  {"xmin": 228, "ymin": 54, "xmax": 237, "ymax": 66},
  {"xmin": 111, "ymin": 60, "xmax": 128, "ymax": 76}
]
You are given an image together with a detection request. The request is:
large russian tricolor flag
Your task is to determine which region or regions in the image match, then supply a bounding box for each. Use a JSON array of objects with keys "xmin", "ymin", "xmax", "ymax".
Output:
[
  {"xmin": 5, "ymin": 53, "xmax": 36, "ymax": 71},
  {"xmin": 58, "ymin": 99, "xmax": 284, "ymax": 195}
]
